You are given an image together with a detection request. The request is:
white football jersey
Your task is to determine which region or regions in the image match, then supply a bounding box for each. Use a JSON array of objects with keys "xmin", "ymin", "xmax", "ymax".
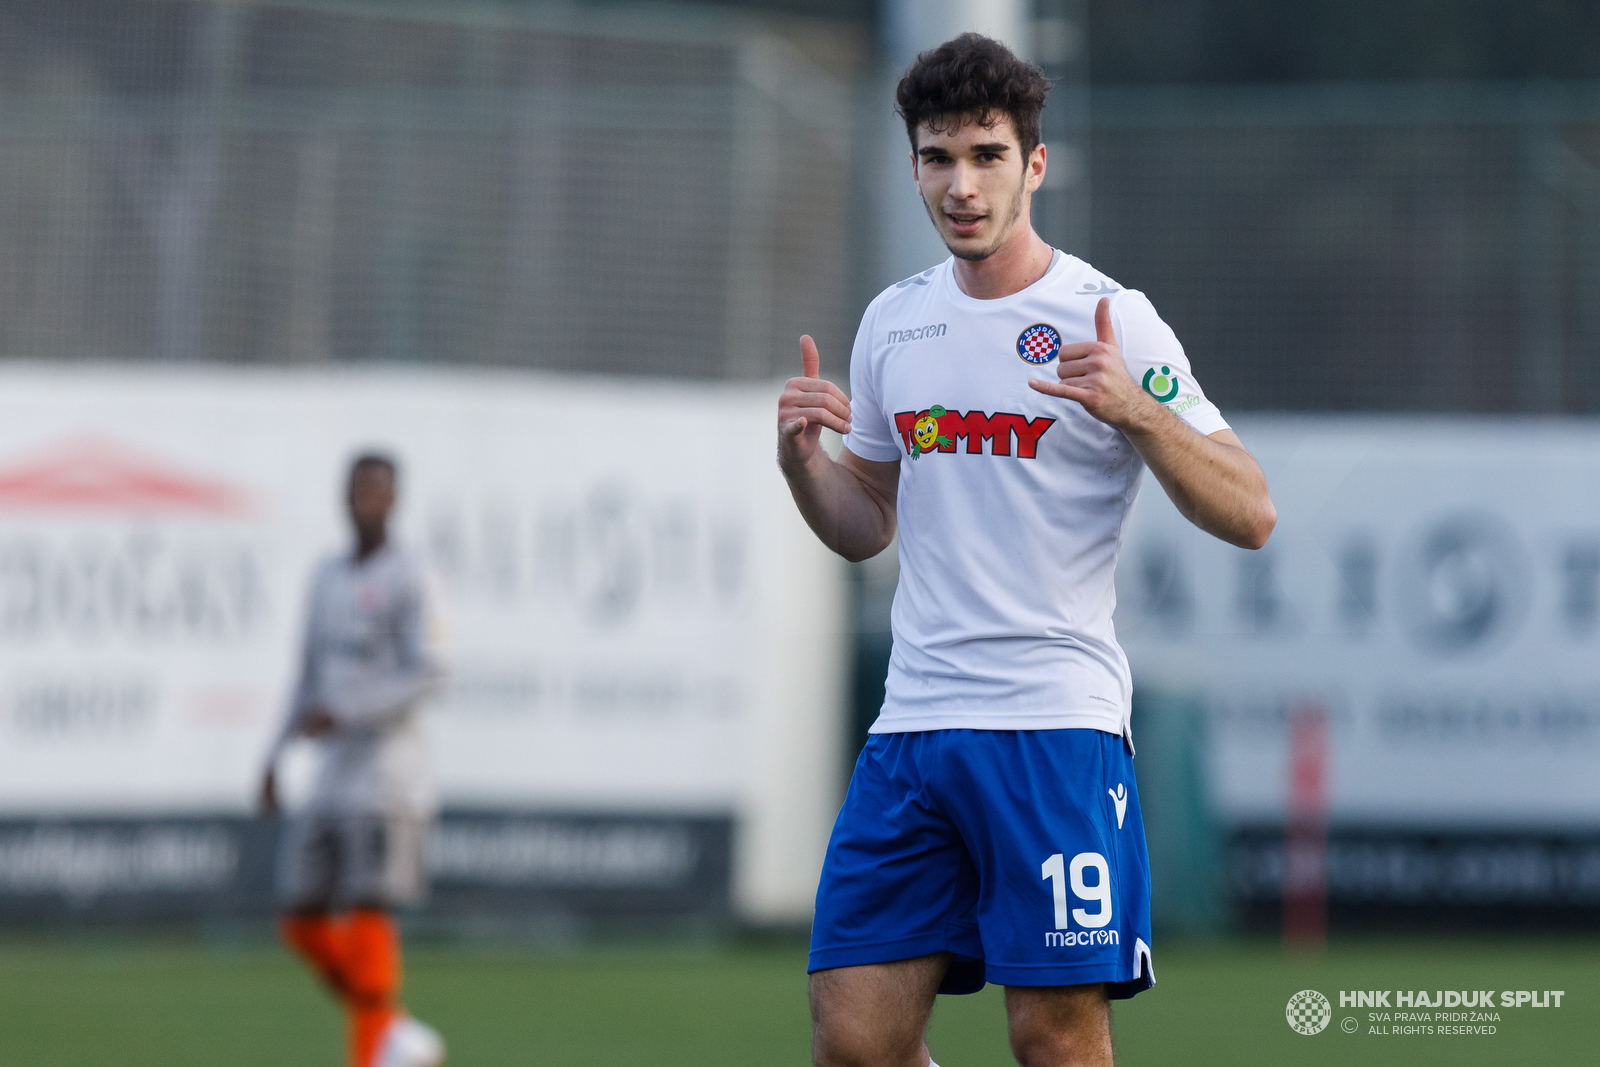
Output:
[
  {"xmin": 844, "ymin": 251, "xmax": 1228, "ymax": 739},
  {"xmin": 270, "ymin": 543, "xmax": 448, "ymax": 817}
]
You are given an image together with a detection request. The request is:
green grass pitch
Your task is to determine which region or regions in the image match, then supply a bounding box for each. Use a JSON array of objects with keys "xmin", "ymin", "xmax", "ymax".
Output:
[{"xmin": 0, "ymin": 935, "xmax": 1591, "ymax": 1065}]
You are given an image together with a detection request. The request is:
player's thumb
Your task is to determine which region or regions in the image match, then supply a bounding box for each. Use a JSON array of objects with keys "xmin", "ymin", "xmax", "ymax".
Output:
[
  {"xmin": 1095, "ymin": 297, "xmax": 1116, "ymax": 345},
  {"xmin": 800, "ymin": 334, "xmax": 820, "ymax": 379}
]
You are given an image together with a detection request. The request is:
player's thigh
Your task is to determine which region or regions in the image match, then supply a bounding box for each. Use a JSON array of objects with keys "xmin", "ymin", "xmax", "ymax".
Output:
[
  {"xmin": 277, "ymin": 814, "xmax": 340, "ymax": 912},
  {"xmin": 810, "ymin": 954, "xmax": 949, "ymax": 1062},
  {"xmin": 337, "ymin": 815, "xmax": 428, "ymax": 909},
  {"xmin": 1004, "ymin": 983, "xmax": 1113, "ymax": 1067}
]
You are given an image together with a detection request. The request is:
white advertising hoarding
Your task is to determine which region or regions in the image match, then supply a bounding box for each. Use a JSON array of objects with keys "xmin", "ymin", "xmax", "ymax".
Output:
[
  {"xmin": 1117, "ymin": 416, "xmax": 1600, "ymax": 831},
  {"xmin": 0, "ymin": 365, "xmax": 847, "ymax": 921}
]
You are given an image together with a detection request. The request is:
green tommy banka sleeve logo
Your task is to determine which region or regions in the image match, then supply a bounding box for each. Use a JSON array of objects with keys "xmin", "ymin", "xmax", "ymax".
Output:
[{"xmin": 1141, "ymin": 366, "xmax": 1180, "ymax": 402}]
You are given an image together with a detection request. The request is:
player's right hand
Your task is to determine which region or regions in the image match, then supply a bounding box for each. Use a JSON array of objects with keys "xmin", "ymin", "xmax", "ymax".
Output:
[
  {"xmin": 778, "ymin": 335, "xmax": 851, "ymax": 471},
  {"xmin": 297, "ymin": 707, "xmax": 337, "ymax": 736},
  {"xmin": 257, "ymin": 769, "xmax": 279, "ymax": 818}
]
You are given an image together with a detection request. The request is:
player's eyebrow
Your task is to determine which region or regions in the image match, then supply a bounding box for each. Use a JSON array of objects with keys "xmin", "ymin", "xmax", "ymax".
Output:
[{"xmin": 917, "ymin": 142, "xmax": 1011, "ymax": 158}]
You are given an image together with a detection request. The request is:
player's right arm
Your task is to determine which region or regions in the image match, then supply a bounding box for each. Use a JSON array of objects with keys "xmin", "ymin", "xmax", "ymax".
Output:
[
  {"xmin": 257, "ymin": 572, "xmax": 323, "ymax": 816},
  {"xmin": 778, "ymin": 335, "xmax": 899, "ymax": 563}
]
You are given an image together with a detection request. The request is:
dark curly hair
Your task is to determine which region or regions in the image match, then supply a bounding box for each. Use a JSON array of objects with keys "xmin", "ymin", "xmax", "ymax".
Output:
[{"xmin": 895, "ymin": 33, "xmax": 1052, "ymax": 155}]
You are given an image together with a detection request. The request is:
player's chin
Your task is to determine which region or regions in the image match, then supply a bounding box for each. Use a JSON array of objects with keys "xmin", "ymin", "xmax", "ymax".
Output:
[{"xmin": 941, "ymin": 223, "xmax": 992, "ymax": 253}]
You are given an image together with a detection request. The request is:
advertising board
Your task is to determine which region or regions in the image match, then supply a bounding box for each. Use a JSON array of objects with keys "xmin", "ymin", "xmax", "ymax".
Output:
[
  {"xmin": 1117, "ymin": 416, "xmax": 1600, "ymax": 919},
  {"xmin": 0, "ymin": 366, "xmax": 847, "ymax": 924}
]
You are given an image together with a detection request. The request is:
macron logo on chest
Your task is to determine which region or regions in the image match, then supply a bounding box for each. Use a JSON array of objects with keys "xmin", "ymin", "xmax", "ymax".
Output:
[{"xmin": 894, "ymin": 407, "xmax": 1057, "ymax": 459}]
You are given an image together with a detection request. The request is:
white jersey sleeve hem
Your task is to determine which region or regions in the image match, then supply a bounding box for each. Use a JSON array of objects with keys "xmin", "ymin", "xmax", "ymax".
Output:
[
  {"xmin": 842, "ymin": 296, "xmax": 905, "ymax": 463},
  {"xmin": 1183, "ymin": 408, "xmax": 1231, "ymax": 437},
  {"xmin": 1111, "ymin": 289, "xmax": 1229, "ymax": 439},
  {"xmin": 844, "ymin": 440, "xmax": 904, "ymax": 463}
]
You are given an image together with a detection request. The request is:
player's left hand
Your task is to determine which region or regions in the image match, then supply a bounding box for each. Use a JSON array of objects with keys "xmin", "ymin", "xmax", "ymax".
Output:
[
  {"xmin": 1028, "ymin": 297, "xmax": 1159, "ymax": 431},
  {"xmin": 297, "ymin": 707, "xmax": 337, "ymax": 736}
]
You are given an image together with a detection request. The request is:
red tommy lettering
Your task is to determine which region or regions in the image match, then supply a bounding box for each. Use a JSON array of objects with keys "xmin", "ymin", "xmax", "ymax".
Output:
[
  {"xmin": 891, "ymin": 409, "xmax": 1056, "ymax": 459},
  {"xmin": 944, "ymin": 410, "xmax": 1012, "ymax": 455},
  {"xmin": 1011, "ymin": 415, "xmax": 1057, "ymax": 459},
  {"xmin": 894, "ymin": 410, "xmax": 919, "ymax": 454}
]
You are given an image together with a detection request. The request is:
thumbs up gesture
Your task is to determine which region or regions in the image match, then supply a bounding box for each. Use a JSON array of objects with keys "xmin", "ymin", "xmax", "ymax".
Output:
[
  {"xmin": 778, "ymin": 335, "xmax": 853, "ymax": 471},
  {"xmin": 1028, "ymin": 297, "xmax": 1155, "ymax": 431}
]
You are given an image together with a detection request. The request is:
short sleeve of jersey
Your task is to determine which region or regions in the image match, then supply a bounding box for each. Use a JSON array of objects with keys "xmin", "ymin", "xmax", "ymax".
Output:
[
  {"xmin": 1112, "ymin": 290, "xmax": 1230, "ymax": 438},
  {"xmin": 843, "ymin": 303, "xmax": 902, "ymax": 462}
]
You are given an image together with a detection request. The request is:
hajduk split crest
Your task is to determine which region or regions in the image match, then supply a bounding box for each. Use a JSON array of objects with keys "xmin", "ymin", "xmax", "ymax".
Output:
[{"xmin": 1017, "ymin": 323, "xmax": 1061, "ymax": 365}]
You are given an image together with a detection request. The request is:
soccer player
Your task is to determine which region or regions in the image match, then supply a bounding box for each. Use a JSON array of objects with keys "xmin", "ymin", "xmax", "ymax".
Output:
[
  {"xmin": 778, "ymin": 34, "xmax": 1276, "ymax": 1067},
  {"xmin": 258, "ymin": 453, "xmax": 448, "ymax": 1067}
]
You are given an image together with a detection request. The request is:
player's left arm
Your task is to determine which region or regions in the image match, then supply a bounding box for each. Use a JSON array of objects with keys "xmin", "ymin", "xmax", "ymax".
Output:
[{"xmin": 1028, "ymin": 297, "xmax": 1276, "ymax": 550}]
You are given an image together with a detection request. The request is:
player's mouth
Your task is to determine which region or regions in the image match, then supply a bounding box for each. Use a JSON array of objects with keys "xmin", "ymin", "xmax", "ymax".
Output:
[{"xmin": 945, "ymin": 210, "xmax": 986, "ymax": 238}]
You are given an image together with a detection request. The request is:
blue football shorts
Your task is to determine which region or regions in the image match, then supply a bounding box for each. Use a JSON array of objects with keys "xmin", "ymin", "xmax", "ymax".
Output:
[{"xmin": 808, "ymin": 728, "xmax": 1154, "ymax": 998}]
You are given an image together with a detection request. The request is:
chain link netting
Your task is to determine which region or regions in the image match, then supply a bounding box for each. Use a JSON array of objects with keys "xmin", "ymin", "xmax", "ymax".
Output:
[
  {"xmin": 0, "ymin": 0, "xmax": 857, "ymax": 378},
  {"xmin": 1090, "ymin": 85, "xmax": 1600, "ymax": 413},
  {"xmin": 1, "ymin": 3, "xmax": 1597, "ymax": 414}
]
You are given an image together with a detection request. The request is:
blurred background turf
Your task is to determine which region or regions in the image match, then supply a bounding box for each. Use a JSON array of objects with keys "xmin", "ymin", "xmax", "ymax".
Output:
[{"xmin": 2, "ymin": 936, "xmax": 1590, "ymax": 1066}]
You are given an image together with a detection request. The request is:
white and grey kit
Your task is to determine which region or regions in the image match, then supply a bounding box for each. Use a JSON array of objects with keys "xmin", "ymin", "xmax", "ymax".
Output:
[{"xmin": 269, "ymin": 544, "xmax": 448, "ymax": 910}]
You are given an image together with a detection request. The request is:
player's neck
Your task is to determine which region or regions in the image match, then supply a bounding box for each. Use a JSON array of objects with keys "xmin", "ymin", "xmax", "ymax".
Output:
[
  {"xmin": 354, "ymin": 529, "xmax": 387, "ymax": 562},
  {"xmin": 950, "ymin": 225, "xmax": 1053, "ymax": 301}
]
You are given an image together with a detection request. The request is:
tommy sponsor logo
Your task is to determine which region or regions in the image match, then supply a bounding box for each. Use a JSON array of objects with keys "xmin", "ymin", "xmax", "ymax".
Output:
[
  {"xmin": 885, "ymin": 323, "xmax": 947, "ymax": 345},
  {"xmin": 894, "ymin": 408, "xmax": 1056, "ymax": 460}
]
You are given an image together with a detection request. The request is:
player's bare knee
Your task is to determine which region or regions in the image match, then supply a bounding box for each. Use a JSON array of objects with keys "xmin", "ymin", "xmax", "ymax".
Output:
[
  {"xmin": 811, "ymin": 1012, "xmax": 925, "ymax": 1067},
  {"xmin": 810, "ymin": 971, "xmax": 932, "ymax": 1067},
  {"xmin": 810, "ymin": 1011, "xmax": 911, "ymax": 1065},
  {"xmin": 1009, "ymin": 1026, "xmax": 1115, "ymax": 1067},
  {"xmin": 1008, "ymin": 1025, "xmax": 1099, "ymax": 1067},
  {"xmin": 1006, "ymin": 986, "xmax": 1113, "ymax": 1067}
]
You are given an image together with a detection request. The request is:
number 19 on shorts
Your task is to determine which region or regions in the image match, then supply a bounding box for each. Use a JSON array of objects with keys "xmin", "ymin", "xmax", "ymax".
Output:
[{"xmin": 1042, "ymin": 852, "xmax": 1112, "ymax": 929}]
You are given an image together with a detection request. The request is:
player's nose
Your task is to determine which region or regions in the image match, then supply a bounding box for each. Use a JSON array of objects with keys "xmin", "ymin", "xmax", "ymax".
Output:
[{"xmin": 946, "ymin": 160, "xmax": 979, "ymax": 198}]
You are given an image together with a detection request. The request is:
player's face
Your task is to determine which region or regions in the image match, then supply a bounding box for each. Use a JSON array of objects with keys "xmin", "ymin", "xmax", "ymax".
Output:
[
  {"xmin": 912, "ymin": 115, "xmax": 1046, "ymax": 261},
  {"xmin": 347, "ymin": 464, "xmax": 395, "ymax": 533}
]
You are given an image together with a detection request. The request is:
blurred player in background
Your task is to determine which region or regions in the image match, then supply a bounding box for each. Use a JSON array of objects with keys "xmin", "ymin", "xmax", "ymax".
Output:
[
  {"xmin": 258, "ymin": 453, "xmax": 448, "ymax": 1067},
  {"xmin": 779, "ymin": 34, "xmax": 1276, "ymax": 1067}
]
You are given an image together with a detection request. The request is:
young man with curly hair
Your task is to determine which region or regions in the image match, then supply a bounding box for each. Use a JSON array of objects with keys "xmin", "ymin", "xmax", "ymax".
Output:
[{"xmin": 777, "ymin": 33, "xmax": 1276, "ymax": 1067}]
